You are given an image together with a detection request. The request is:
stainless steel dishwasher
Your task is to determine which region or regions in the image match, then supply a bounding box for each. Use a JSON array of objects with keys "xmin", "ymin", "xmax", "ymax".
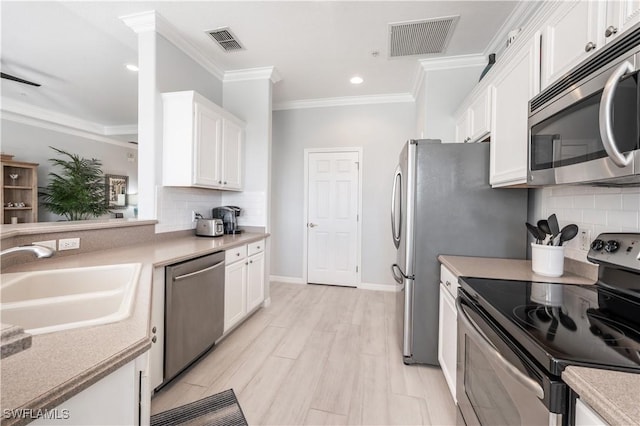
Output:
[{"xmin": 164, "ymin": 251, "xmax": 225, "ymax": 384}]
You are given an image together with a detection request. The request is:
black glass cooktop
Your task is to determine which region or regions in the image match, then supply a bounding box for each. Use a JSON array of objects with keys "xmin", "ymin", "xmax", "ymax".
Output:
[{"xmin": 460, "ymin": 277, "xmax": 640, "ymax": 376}]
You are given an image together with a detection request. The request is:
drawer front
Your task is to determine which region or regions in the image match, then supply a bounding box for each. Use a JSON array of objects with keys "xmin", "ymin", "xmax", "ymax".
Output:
[
  {"xmin": 440, "ymin": 264, "xmax": 459, "ymax": 299},
  {"xmin": 225, "ymin": 245, "xmax": 247, "ymax": 264},
  {"xmin": 248, "ymin": 239, "xmax": 265, "ymax": 256}
]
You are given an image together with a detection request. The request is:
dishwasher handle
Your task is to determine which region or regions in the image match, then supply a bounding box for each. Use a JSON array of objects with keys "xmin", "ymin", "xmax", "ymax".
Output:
[{"xmin": 173, "ymin": 260, "xmax": 224, "ymax": 282}]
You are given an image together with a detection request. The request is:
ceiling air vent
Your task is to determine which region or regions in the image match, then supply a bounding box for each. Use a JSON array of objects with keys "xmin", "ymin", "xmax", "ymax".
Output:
[
  {"xmin": 389, "ymin": 16, "xmax": 459, "ymax": 58},
  {"xmin": 206, "ymin": 27, "xmax": 244, "ymax": 52}
]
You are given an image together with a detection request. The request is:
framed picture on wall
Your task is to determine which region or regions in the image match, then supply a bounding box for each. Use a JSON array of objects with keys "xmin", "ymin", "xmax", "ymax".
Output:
[{"xmin": 106, "ymin": 174, "xmax": 128, "ymax": 209}]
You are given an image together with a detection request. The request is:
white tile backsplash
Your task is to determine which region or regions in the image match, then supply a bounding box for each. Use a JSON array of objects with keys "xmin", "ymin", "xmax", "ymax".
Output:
[
  {"xmin": 221, "ymin": 191, "xmax": 266, "ymax": 227},
  {"xmin": 155, "ymin": 186, "xmax": 222, "ymax": 233},
  {"xmin": 532, "ymin": 186, "xmax": 640, "ymax": 262}
]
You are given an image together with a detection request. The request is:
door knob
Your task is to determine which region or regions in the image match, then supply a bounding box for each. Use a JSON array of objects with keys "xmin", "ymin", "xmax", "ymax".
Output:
[{"xmin": 307, "ymin": 223, "xmax": 317, "ymax": 228}]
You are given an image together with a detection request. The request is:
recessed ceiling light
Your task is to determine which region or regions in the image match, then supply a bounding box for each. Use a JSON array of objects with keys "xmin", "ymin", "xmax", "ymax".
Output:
[
  {"xmin": 126, "ymin": 64, "xmax": 139, "ymax": 72},
  {"xmin": 350, "ymin": 76, "xmax": 364, "ymax": 85}
]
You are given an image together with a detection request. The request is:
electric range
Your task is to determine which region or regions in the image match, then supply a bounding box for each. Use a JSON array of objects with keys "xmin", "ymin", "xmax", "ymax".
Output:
[{"xmin": 456, "ymin": 233, "xmax": 640, "ymax": 426}]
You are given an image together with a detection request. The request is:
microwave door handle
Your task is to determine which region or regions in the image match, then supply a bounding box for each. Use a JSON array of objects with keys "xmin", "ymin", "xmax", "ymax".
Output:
[
  {"xmin": 456, "ymin": 298, "xmax": 545, "ymax": 400},
  {"xmin": 599, "ymin": 60, "xmax": 635, "ymax": 168},
  {"xmin": 391, "ymin": 167, "xmax": 402, "ymax": 248}
]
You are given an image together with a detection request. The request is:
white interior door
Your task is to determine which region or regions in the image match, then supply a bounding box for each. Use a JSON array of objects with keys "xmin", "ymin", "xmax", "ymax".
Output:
[{"xmin": 306, "ymin": 151, "xmax": 359, "ymax": 287}]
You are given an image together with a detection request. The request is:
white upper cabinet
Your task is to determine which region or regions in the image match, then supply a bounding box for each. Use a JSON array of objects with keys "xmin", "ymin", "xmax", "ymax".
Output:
[
  {"xmin": 604, "ymin": 0, "xmax": 640, "ymax": 44},
  {"xmin": 541, "ymin": 0, "xmax": 640, "ymax": 90},
  {"xmin": 540, "ymin": 0, "xmax": 605, "ymax": 90},
  {"xmin": 162, "ymin": 91, "xmax": 244, "ymax": 191},
  {"xmin": 490, "ymin": 34, "xmax": 540, "ymax": 187},
  {"xmin": 455, "ymin": 88, "xmax": 492, "ymax": 144}
]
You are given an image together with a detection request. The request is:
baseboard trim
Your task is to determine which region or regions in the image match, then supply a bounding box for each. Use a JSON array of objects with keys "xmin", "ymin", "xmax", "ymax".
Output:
[{"xmin": 270, "ymin": 275, "xmax": 306, "ymax": 285}]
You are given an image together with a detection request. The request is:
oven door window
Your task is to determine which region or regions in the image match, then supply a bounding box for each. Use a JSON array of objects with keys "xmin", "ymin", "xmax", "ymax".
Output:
[{"xmin": 530, "ymin": 71, "xmax": 639, "ymax": 171}]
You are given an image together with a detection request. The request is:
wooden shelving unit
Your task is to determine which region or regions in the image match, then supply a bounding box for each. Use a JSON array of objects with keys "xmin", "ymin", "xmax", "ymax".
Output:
[{"xmin": 1, "ymin": 158, "xmax": 38, "ymax": 224}]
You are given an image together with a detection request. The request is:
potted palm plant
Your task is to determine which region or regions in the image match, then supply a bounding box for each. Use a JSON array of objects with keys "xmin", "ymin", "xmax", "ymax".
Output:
[{"xmin": 39, "ymin": 147, "xmax": 109, "ymax": 221}]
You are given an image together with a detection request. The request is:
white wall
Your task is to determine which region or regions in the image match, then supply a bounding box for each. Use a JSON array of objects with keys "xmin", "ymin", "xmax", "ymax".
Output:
[
  {"xmin": 222, "ymin": 78, "xmax": 272, "ymax": 229},
  {"xmin": 529, "ymin": 186, "xmax": 640, "ymax": 262},
  {"xmin": 1, "ymin": 119, "xmax": 138, "ymax": 221},
  {"xmin": 415, "ymin": 65, "xmax": 484, "ymax": 141},
  {"xmin": 136, "ymin": 30, "xmax": 224, "ymax": 232},
  {"xmin": 271, "ymin": 102, "xmax": 414, "ymax": 285}
]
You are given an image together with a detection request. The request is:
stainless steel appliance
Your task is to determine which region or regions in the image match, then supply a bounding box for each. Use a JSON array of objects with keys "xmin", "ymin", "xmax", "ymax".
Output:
[
  {"xmin": 528, "ymin": 25, "xmax": 640, "ymax": 186},
  {"xmin": 195, "ymin": 218, "xmax": 224, "ymax": 237},
  {"xmin": 457, "ymin": 233, "xmax": 640, "ymax": 426},
  {"xmin": 164, "ymin": 251, "xmax": 225, "ymax": 384},
  {"xmin": 212, "ymin": 206, "xmax": 243, "ymax": 234},
  {"xmin": 390, "ymin": 140, "xmax": 527, "ymax": 365}
]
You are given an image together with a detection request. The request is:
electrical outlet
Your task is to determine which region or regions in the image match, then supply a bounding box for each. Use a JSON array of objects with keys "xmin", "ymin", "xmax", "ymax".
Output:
[
  {"xmin": 579, "ymin": 229, "xmax": 592, "ymax": 251},
  {"xmin": 59, "ymin": 238, "xmax": 80, "ymax": 251},
  {"xmin": 33, "ymin": 240, "xmax": 57, "ymax": 251}
]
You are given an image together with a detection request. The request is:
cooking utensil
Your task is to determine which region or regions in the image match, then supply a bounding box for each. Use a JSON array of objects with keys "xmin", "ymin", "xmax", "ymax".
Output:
[
  {"xmin": 526, "ymin": 222, "xmax": 544, "ymax": 244},
  {"xmin": 558, "ymin": 307, "xmax": 577, "ymax": 331},
  {"xmin": 535, "ymin": 306, "xmax": 552, "ymax": 322},
  {"xmin": 546, "ymin": 307, "xmax": 559, "ymax": 341},
  {"xmin": 537, "ymin": 220, "xmax": 552, "ymax": 244},
  {"xmin": 559, "ymin": 224, "xmax": 579, "ymax": 246},
  {"xmin": 548, "ymin": 214, "xmax": 560, "ymax": 244}
]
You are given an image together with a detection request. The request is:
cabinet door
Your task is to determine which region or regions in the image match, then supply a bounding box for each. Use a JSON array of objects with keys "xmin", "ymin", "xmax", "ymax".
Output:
[
  {"xmin": 490, "ymin": 35, "xmax": 540, "ymax": 187},
  {"xmin": 455, "ymin": 111, "xmax": 470, "ymax": 143},
  {"xmin": 246, "ymin": 251, "xmax": 265, "ymax": 313},
  {"xmin": 221, "ymin": 119, "xmax": 243, "ymax": 190},
  {"xmin": 541, "ymin": 0, "xmax": 604, "ymax": 90},
  {"xmin": 438, "ymin": 283, "xmax": 457, "ymax": 403},
  {"xmin": 194, "ymin": 103, "xmax": 223, "ymax": 187},
  {"xmin": 575, "ymin": 399, "xmax": 607, "ymax": 426},
  {"xmin": 224, "ymin": 260, "xmax": 246, "ymax": 332},
  {"xmin": 468, "ymin": 89, "xmax": 491, "ymax": 143},
  {"xmin": 605, "ymin": 0, "xmax": 640, "ymax": 44},
  {"xmin": 149, "ymin": 269, "xmax": 164, "ymax": 391}
]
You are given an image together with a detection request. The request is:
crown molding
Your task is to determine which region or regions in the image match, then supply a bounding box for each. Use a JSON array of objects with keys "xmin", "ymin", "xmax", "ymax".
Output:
[
  {"xmin": 1, "ymin": 98, "xmax": 136, "ymax": 148},
  {"xmin": 418, "ymin": 54, "xmax": 487, "ymax": 72},
  {"xmin": 484, "ymin": 1, "xmax": 544, "ymax": 57},
  {"xmin": 104, "ymin": 124, "xmax": 138, "ymax": 135},
  {"xmin": 224, "ymin": 66, "xmax": 282, "ymax": 84},
  {"xmin": 273, "ymin": 93, "xmax": 414, "ymax": 111},
  {"xmin": 120, "ymin": 10, "xmax": 225, "ymax": 81}
]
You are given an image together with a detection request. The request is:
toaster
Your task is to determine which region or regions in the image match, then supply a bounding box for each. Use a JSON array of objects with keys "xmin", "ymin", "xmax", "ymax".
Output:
[{"xmin": 195, "ymin": 218, "xmax": 224, "ymax": 237}]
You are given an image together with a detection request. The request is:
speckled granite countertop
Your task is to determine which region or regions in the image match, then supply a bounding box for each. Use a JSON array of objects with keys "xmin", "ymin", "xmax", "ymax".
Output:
[
  {"xmin": 564, "ymin": 367, "xmax": 640, "ymax": 425},
  {"xmin": 438, "ymin": 255, "xmax": 597, "ymax": 284},
  {"xmin": 1, "ymin": 232, "xmax": 267, "ymax": 426}
]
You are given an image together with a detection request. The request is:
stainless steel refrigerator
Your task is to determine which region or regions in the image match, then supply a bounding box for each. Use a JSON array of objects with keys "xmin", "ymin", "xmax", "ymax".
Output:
[{"xmin": 391, "ymin": 139, "xmax": 527, "ymax": 365}]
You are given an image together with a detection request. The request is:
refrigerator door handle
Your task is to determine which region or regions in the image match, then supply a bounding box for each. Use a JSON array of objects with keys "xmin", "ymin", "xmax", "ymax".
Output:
[
  {"xmin": 391, "ymin": 263, "xmax": 413, "ymax": 283},
  {"xmin": 391, "ymin": 166, "xmax": 402, "ymax": 249}
]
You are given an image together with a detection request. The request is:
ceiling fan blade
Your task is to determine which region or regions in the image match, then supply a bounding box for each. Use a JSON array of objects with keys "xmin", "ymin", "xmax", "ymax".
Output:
[{"xmin": 1, "ymin": 72, "xmax": 41, "ymax": 87}]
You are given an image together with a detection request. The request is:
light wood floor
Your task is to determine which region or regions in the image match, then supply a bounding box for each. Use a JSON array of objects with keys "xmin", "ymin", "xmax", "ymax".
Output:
[{"xmin": 151, "ymin": 282, "xmax": 457, "ymax": 425}]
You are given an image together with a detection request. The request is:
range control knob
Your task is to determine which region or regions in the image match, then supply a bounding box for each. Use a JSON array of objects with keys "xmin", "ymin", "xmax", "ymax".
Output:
[
  {"xmin": 605, "ymin": 240, "xmax": 620, "ymax": 253},
  {"xmin": 590, "ymin": 239, "xmax": 605, "ymax": 251}
]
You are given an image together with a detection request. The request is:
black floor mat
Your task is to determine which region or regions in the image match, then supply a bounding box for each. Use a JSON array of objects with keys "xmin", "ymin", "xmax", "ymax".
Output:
[{"xmin": 151, "ymin": 389, "xmax": 248, "ymax": 426}]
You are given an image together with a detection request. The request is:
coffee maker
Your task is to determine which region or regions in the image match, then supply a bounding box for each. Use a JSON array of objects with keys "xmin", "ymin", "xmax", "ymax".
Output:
[{"xmin": 212, "ymin": 206, "xmax": 243, "ymax": 234}]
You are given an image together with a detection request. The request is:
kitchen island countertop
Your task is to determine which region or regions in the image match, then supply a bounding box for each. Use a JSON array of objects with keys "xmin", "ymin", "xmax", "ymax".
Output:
[{"xmin": 1, "ymin": 232, "xmax": 267, "ymax": 426}]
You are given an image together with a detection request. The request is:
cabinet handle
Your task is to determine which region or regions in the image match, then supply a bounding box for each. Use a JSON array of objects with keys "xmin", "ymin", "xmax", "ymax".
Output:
[
  {"xmin": 446, "ymin": 280, "xmax": 451, "ymax": 287},
  {"xmin": 218, "ymin": 180, "xmax": 222, "ymax": 184},
  {"xmin": 585, "ymin": 42, "xmax": 596, "ymax": 52},
  {"xmin": 152, "ymin": 326, "xmax": 157, "ymax": 333},
  {"xmin": 250, "ymin": 260, "xmax": 253, "ymax": 264},
  {"xmin": 245, "ymin": 262, "xmax": 249, "ymax": 265},
  {"xmin": 223, "ymin": 181, "xmax": 227, "ymax": 185},
  {"xmin": 257, "ymin": 246, "xmax": 260, "ymax": 249},
  {"xmin": 152, "ymin": 336, "xmax": 157, "ymax": 343},
  {"xmin": 236, "ymin": 253, "xmax": 240, "ymax": 256},
  {"xmin": 605, "ymin": 25, "xmax": 618, "ymax": 38}
]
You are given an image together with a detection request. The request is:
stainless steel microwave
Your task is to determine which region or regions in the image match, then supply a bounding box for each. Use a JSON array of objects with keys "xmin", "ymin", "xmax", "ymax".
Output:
[{"xmin": 528, "ymin": 26, "xmax": 640, "ymax": 186}]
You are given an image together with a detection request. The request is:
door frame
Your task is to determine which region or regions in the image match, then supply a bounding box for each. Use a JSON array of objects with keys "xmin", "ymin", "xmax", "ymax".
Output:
[{"xmin": 303, "ymin": 147, "xmax": 363, "ymax": 286}]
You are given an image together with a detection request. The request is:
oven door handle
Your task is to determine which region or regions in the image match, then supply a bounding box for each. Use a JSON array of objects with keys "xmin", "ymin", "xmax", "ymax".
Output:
[
  {"xmin": 456, "ymin": 297, "xmax": 545, "ymax": 400},
  {"xmin": 599, "ymin": 60, "xmax": 635, "ymax": 168}
]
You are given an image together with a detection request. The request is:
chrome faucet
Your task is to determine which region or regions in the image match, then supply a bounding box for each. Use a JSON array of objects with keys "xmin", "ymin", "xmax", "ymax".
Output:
[{"xmin": 0, "ymin": 244, "xmax": 54, "ymax": 259}]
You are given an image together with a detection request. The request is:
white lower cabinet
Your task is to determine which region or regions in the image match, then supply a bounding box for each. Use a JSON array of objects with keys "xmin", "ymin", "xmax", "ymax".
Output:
[
  {"xmin": 438, "ymin": 265, "xmax": 459, "ymax": 403},
  {"xmin": 575, "ymin": 398, "xmax": 608, "ymax": 425},
  {"xmin": 224, "ymin": 239, "xmax": 265, "ymax": 333},
  {"xmin": 31, "ymin": 353, "xmax": 150, "ymax": 426}
]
